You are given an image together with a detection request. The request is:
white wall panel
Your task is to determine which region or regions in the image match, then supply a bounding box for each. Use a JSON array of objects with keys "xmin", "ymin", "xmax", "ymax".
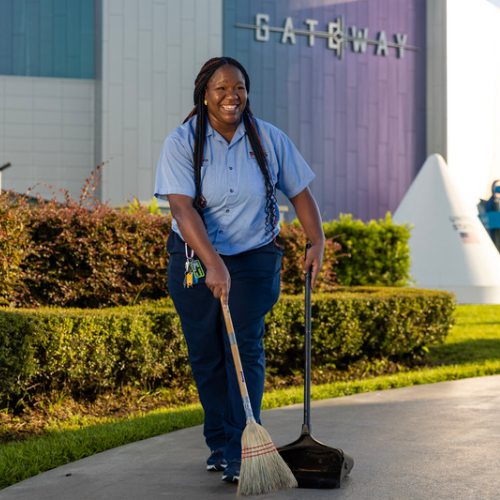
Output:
[
  {"xmin": 97, "ymin": 0, "xmax": 223, "ymax": 205},
  {"xmin": 0, "ymin": 76, "xmax": 95, "ymax": 199}
]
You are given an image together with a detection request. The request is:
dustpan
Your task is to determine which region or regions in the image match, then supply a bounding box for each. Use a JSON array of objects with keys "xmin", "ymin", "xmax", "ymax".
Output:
[{"xmin": 277, "ymin": 244, "xmax": 354, "ymax": 488}]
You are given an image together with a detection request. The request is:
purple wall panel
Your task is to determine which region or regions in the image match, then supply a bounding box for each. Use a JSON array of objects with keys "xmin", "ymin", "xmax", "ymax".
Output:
[
  {"xmin": 335, "ymin": 111, "xmax": 347, "ymax": 176},
  {"xmin": 367, "ymin": 165, "xmax": 380, "ymax": 215},
  {"xmin": 357, "ymin": 126, "xmax": 369, "ymax": 189},
  {"xmin": 312, "ymin": 97, "xmax": 324, "ymax": 164},
  {"xmin": 356, "ymin": 62, "xmax": 368, "ymax": 126},
  {"xmin": 323, "ymin": 137, "xmax": 335, "ymax": 215},
  {"xmin": 346, "ymin": 151, "xmax": 358, "ymax": 214},
  {"xmin": 357, "ymin": 0, "xmax": 369, "ymax": 26},
  {"xmin": 224, "ymin": 0, "xmax": 426, "ymax": 222},
  {"xmin": 367, "ymin": 103, "xmax": 379, "ymax": 168},
  {"xmin": 323, "ymin": 73, "xmax": 335, "ymax": 136},
  {"xmin": 335, "ymin": 175, "xmax": 347, "ymax": 214}
]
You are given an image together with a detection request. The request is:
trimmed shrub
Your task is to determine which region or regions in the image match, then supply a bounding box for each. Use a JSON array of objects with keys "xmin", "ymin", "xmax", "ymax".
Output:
[
  {"xmin": 0, "ymin": 165, "xmax": 411, "ymax": 307},
  {"xmin": 0, "ymin": 289, "xmax": 455, "ymax": 407},
  {"xmin": 3, "ymin": 167, "xmax": 172, "ymax": 308},
  {"xmin": 266, "ymin": 288, "xmax": 455, "ymax": 377},
  {"xmin": 16, "ymin": 203, "xmax": 171, "ymax": 308},
  {"xmin": 323, "ymin": 213, "xmax": 411, "ymax": 286},
  {"xmin": 0, "ymin": 299, "xmax": 190, "ymax": 404}
]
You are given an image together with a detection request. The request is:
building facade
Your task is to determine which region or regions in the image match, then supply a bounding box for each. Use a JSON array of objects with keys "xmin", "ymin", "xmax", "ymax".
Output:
[{"xmin": 1, "ymin": 0, "xmax": 499, "ymax": 222}]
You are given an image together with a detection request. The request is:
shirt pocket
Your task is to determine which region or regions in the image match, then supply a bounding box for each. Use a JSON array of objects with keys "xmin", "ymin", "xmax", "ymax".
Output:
[
  {"xmin": 244, "ymin": 151, "xmax": 277, "ymax": 197},
  {"xmin": 200, "ymin": 162, "xmax": 222, "ymax": 204}
]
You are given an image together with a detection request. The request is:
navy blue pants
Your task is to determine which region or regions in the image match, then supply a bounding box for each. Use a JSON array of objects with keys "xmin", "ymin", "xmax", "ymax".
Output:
[{"xmin": 167, "ymin": 231, "xmax": 282, "ymax": 462}]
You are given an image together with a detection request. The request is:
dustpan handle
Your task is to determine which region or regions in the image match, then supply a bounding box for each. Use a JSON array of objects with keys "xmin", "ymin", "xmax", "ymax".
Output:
[{"xmin": 303, "ymin": 243, "xmax": 312, "ymax": 432}]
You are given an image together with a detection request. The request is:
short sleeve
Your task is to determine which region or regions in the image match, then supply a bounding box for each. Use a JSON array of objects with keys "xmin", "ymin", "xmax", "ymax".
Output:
[
  {"xmin": 265, "ymin": 124, "xmax": 315, "ymax": 199},
  {"xmin": 154, "ymin": 124, "xmax": 196, "ymax": 199}
]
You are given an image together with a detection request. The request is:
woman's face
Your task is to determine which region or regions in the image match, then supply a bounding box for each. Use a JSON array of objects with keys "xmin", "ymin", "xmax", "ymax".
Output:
[{"xmin": 204, "ymin": 65, "xmax": 247, "ymax": 141}]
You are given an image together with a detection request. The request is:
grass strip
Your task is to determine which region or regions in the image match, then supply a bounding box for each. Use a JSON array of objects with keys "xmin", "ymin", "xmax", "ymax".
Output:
[
  {"xmin": 263, "ymin": 360, "xmax": 500, "ymax": 408},
  {"xmin": 0, "ymin": 405, "xmax": 203, "ymax": 490}
]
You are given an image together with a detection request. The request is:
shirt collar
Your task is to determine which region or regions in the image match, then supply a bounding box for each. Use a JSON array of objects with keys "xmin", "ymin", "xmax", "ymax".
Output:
[{"xmin": 205, "ymin": 117, "xmax": 247, "ymax": 145}]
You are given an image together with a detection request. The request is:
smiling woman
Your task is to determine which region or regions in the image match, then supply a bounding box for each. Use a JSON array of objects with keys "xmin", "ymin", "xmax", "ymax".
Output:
[
  {"xmin": 154, "ymin": 56, "xmax": 325, "ymax": 486},
  {"xmin": 204, "ymin": 65, "xmax": 248, "ymax": 142}
]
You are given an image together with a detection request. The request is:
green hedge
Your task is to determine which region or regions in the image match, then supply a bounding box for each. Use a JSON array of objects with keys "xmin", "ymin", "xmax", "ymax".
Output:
[
  {"xmin": 323, "ymin": 213, "xmax": 411, "ymax": 286},
  {"xmin": 266, "ymin": 288, "xmax": 455, "ymax": 376},
  {"xmin": 0, "ymin": 300, "xmax": 191, "ymax": 404},
  {"xmin": 0, "ymin": 289, "xmax": 455, "ymax": 407}
]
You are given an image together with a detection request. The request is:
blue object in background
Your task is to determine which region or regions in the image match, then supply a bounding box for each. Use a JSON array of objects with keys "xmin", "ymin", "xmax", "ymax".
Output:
[
  {"xmin": 479, "ymin": 212, "xmax": 500, "ymax": 230},
  {"xmin": 0, "ymin": 0, "xmax": 94, "ymax": 79},
  {"xmin": 479, "ymin": 180, "xmax": 500, "ymax": 252}
]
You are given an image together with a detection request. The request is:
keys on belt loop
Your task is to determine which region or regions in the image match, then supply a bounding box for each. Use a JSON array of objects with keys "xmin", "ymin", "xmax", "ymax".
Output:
[
  {"xmin": 183, "ymin": 243, "xmax": 205, "ymax": 289},
  {"xmin": 183, "ymin": 243, "xmax": 194, "ymax": 288}
]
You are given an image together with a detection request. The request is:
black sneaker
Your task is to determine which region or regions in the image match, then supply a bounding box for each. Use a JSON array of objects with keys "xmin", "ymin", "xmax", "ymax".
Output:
[
  {"xmin": 206, "ymin": 448, "xmax": 227, "ymax": 471},
  {"xmin": 221, "ymin": 459, "xmax": 241, "ymax": 483}
]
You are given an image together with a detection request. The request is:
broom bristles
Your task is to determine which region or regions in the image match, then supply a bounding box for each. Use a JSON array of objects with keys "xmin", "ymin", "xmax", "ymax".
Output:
[{"xmin": 237, "ymin": 422, "xmax": 298, "ymax": 497}]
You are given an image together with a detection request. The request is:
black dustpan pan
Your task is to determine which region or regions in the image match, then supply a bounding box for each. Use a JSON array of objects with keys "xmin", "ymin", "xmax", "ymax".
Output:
[{"xmin": 278, "ymin": 244, "xmax": 354, "ymax": 489}]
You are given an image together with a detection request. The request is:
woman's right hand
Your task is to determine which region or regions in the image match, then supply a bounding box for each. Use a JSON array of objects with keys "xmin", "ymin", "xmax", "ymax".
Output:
[
  {"xmin": 205, "ymin": 260, "xmax": 231, "ymax": 305},
  {"xmin": 168, "ymin": 193, "xmax": 231, "ymax": 304}
]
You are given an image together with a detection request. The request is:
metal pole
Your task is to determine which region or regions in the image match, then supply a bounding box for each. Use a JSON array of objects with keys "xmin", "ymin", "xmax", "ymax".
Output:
[
  {"xmin": 303, "ymin": 243, "xmax": 312, "ymax": 432},
  {"xmin": 0, "ymin": 163, "xmax": 12, "ymax": 193}
]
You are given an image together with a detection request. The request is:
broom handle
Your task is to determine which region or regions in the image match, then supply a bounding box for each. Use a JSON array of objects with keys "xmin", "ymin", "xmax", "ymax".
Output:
[
  {"xmin": 303, "ymin": 243, "xmax": 312, "ymax": 433},
  {"xmin": 220, "ymin": 299, "xmax": 257, "ymax": 425}
]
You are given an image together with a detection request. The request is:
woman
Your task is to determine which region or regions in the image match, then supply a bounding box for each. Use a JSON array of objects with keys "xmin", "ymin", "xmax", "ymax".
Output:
[{"xmin": 154, "ymin": 57, "xmax": 325, "ymax": 484}]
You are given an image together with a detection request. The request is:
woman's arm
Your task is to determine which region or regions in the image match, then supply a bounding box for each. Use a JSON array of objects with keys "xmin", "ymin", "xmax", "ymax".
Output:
[
  {"xmin": 289, "ymin": 187, "xmax": 325, "ymax": 289},
  {"xmin": 168, "ymin": 194, "xmax": 231, "ymax": 304}
]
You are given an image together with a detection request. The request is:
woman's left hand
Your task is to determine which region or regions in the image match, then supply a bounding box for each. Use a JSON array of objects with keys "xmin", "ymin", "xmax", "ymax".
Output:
[
  {"xmin": 289, "ymin": 187, "xmax": 325, "ymax": 289},
  {"xmin": 303, "ymin": 242, "xmax": 324, "ymax": 289}
]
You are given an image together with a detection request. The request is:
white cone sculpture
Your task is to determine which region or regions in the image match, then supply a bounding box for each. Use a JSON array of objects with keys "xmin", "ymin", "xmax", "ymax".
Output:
[{"xmin": 393, "ymin": 154, "xmax": 500, "ymax": 304}]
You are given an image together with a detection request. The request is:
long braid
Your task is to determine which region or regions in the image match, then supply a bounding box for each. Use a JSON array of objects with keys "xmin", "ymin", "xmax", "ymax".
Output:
[
  {"xmin": 243, "ymin": 108, "xmax": 279, "ymax": 241},
  {"xmin": 183, "ymin": 57, "xmax": 279, "ymax": 240},
  {"xmin": 183, "ymin": 58, "xmax": 229, "ymax": 221}
]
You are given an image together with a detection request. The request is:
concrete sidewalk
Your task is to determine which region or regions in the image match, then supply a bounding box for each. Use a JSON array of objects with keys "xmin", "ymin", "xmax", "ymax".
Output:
[{"xmin": 1, "ymin": 376, "xmax": 500, "ymax": 500}]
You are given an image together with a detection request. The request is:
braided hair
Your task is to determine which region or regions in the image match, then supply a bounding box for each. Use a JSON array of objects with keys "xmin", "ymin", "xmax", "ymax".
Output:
[{"xmin": 183, "ymin": 57, "xmax": 279, "ymax": 241}]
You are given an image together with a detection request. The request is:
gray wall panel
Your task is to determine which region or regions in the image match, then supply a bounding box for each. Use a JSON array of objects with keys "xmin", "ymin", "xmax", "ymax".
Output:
[{"xmin": 97, "ymin": 0, "xmax": 223, "ymax": 205}]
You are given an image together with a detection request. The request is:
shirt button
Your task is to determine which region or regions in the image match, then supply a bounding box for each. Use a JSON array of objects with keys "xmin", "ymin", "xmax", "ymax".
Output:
[
  {"xmin": 219, "ymin": 230, "xmax": 223, "ymax": 233},
  {"xmin": 230, "ymin": 189, "xmax": 234, "ymax": 193},
  {"xmin": 229, "ymin": 167, "xmax": 233, "ymax": 170},
  {"xmin": 226, "ymin": 209, "xmax": 230, "ymax": 213}
]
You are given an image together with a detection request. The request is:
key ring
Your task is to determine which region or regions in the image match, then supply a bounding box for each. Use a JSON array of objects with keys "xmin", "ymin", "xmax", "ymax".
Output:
[{"xmin": 185, "ymin": 243, "xmax": 194, "ymax": 260}]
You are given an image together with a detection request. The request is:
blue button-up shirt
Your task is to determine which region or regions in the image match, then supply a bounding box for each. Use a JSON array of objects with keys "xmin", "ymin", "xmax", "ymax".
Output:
[{"xmin": 154, "ymin": 116, "xmax": 315, "ymax": 255}]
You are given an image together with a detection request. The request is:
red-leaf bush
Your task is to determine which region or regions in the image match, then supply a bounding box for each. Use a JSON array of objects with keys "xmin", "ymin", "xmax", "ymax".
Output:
[
  {"xmin": 279, "ymin": 222, "xmax": 344, "ymax": 294},
  {"xmin": 1, "ymin": 163, "xmax": 344, "ymax": 308},
  {"xmin": 9, "ymin": 166, "xmax": 171, "ymax": 308},
  {"xmin": 17, "ymin": 204, "xmax": 171, "ymax": 308},
  {"xmin": 1, "ymin": 165, "xmax": 410, "ymax": 309}
]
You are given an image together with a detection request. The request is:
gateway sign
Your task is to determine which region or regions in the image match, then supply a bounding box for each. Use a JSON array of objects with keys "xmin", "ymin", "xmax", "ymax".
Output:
[{"xmin": 236, "ymin": 14, "xmax": 418, "ymax": 58}]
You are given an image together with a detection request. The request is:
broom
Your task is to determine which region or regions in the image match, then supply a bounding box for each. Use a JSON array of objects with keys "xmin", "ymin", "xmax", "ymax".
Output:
[{"xmin": 220, "ymin": 298, "xmax": 298, "ymax": 496}]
